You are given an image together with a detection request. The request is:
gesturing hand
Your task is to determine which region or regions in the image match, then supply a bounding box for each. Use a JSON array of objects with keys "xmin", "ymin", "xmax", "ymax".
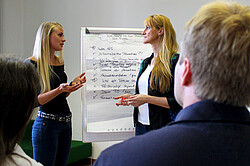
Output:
[
  {"xmin": 71, "ymin": 72, "xmax": 87, "ymax": 85},
  {"xmin": 124, "ymin": 94, "xmax": 149, "ymax": 107},
  {"xmin": 58, "ymin": 83, "xmax": 83, "ymax": 93},
  {"xmin": 114, "ymin": 94, "xmax": 133, "ymax": 106}
]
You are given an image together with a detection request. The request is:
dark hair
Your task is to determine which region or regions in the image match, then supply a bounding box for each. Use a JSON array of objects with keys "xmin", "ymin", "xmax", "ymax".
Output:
[{"xmin": 0, "ymin": 56, "xmax": 39, "ymax": 165}]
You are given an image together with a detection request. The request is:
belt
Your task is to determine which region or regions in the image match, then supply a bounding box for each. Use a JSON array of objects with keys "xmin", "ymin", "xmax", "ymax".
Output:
[{"xmin": 37, "ymin": 111, "xmax": 71, "ymax": 123}]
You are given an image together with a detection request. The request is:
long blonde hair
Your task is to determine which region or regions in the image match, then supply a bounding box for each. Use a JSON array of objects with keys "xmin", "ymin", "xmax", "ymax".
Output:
[
  {"xmin": 32, "ymin": 22, "xmax": 63, "ymax": 93},
  {"xmin": 144, "ymin": 14, "xmax": 179, "ymax": 93}
]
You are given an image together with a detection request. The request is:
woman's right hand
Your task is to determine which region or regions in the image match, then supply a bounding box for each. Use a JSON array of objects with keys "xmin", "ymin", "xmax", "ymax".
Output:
[
  {"xmin": 38, "ymin": 83, "xmax": 83, "ymax": 105},
  {"xmin": 114, "ymin": 94, "xmax": 133, "ymax": 106}
]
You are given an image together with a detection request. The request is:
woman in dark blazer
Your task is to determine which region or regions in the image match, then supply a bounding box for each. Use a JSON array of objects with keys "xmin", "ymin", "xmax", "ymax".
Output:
[{"xmin": 115, "ymin": 14, "xmax": 182, "ymax": 135}]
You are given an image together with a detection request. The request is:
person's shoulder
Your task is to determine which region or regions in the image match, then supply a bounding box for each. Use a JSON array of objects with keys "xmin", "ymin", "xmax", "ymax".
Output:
[
  {"xmin": 141, "ymin": 54, "xmax": 153, "ymax": 65},
  {"xmin": 6, "ymin": 144, "xmax": 43, "ymax": 166},
  {"xmin": 28, "ymin": 56, "xmax": 37, "ymax": 61},
  {"xmin": 171, "ymin": 53, "xmax": 180, "ymax": 61},
  {"xmin": 171, "ymin": 53, "xmax": 180, "ymax": 66},
  {"xmin": 105, "ymin": 127, "xmax": 176, "ymax": 153},
  {"xmin": 24, "ymin": 57, "xmax": 37, "ymax": 64},
  {"xmin": 94, "ymin": 126, "xmax": 184, "ymax": 166}
]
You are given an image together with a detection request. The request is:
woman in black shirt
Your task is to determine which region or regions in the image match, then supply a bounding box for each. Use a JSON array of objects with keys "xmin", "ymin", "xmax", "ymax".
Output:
[{"xmin": 25, "ymin": 22, "xmax": 86, "ymax": 166}]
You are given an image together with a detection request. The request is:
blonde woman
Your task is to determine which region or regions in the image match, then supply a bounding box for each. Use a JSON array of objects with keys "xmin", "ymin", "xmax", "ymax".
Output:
[
  {"xmin": 25, "ymin": 22, "xmax": 86, "ymax": 166},
  {"xmin": 115, "ymin": 14, "xmax": 181, "ymax": 135}
]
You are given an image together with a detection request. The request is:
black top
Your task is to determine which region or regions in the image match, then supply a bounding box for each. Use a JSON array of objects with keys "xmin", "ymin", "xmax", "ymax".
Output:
[
  {"xmin": 24, "ymin": 59, "xmax": 70, "ymax": 115},
  {"xmin": 134, "ymin": 53, "xmax": 182, "ymax": 130}
]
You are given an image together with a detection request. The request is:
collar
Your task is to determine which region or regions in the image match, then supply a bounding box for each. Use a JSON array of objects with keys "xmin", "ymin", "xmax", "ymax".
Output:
[
  {"xmin": 144, "ymin": 53, "xmax": 154, "ymax": 65},
  {"xmin": 173, "ymin": 100, "xmax": 250, "ymax": 123}
]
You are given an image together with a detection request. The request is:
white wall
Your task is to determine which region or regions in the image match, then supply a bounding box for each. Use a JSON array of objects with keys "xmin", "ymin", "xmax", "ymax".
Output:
[{"xmin": 1, "ymin": 0, "xmax": 250, "ymax": 159}]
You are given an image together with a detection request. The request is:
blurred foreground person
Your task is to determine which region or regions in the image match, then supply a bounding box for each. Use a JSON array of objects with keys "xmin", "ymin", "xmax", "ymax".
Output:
[{"xmin": 0, "ymin": 56, "xmax": 42, "ymax": 166}]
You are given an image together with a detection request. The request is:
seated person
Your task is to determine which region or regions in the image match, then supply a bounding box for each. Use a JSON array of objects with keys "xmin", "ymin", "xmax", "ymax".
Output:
[
  {"xmin": 93, "ymin": 1, "xmax": 250, "ymax": 166},
  {"xmin": 0, "ymin": 56, "xmax": 43, "ymax": 166}
]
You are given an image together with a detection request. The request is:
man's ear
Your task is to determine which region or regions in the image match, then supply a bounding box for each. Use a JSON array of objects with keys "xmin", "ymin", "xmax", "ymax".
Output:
[
  {"xmin": 181, "ymin": 58, "xmax": 192, "ymax": 86},
  {"xmin": 158, "ymin": 27, "xmax": 164, "ymax": 36}
]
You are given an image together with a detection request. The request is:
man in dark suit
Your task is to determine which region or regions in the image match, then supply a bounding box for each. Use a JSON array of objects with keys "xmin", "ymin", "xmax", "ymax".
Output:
[{"xmin": 93, "ymin": 1, "xmax": 250, "ymax": 166}]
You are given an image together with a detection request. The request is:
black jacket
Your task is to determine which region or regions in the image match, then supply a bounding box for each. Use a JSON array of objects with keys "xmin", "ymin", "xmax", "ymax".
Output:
[
  {"xmin": 94, "ymin": 100, "xmax": 250, "ymax": 166},
  {"xmin": 133, "ymin": 53, "xmax": 182, "ymax": 130}
]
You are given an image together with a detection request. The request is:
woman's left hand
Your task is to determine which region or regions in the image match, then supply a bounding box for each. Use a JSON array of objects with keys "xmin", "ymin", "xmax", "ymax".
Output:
[
  {"xmin": 71, "ymin": 72, "xmax": 87, "ymax": 85},
  {"xmin": 58, "ymin": 83, "xmax": 83, "ymax": 93},
  {"xmin": 125, "ymin": 94, "xmax": 149, "ymax": 107}
]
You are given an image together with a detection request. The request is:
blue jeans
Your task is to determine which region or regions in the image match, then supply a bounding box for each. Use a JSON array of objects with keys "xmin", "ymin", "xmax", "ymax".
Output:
[
  {"xmin": 135, "ymin": 122, "xmax": 151, "ymax": 136},
  {"xmin": 32, "ymin": 116, "xmax": 72, "ymax": 166}
]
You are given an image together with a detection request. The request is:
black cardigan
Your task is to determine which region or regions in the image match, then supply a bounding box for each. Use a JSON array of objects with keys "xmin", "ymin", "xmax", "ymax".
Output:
[{"xmin": 133, "ymin": 53, "xmax": 182, "ymax": 130}]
